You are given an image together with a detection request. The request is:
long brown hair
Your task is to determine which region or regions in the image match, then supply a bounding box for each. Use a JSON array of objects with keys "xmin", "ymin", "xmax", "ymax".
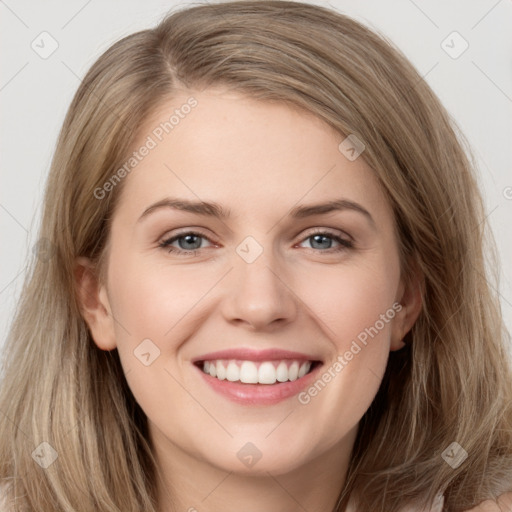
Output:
[{"xmin": 1, "ymin": 1, "xmax": 511, "ymax": 510}]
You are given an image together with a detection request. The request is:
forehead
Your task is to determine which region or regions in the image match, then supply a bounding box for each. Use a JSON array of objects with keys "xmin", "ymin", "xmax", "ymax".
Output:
[{"xmin": 114, "ymin": 88, "xmax": 392, "ymax": 226}]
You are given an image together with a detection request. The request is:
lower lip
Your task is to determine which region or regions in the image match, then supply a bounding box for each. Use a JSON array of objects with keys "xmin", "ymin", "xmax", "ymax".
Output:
[{"xmin": 194, "ymin": 362, "xmax": 323, "ymax": 405}]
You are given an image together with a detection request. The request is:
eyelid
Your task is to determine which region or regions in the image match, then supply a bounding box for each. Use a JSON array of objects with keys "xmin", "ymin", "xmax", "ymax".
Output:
[
  {"xmin": 300, "ymin": 226, "xmax": 353, "ymax": 242},
  {"xmin": 158, "ymin": 225, "xmax": 355, "ymax": 257},
  {"xmin": 158, "ymin": 226, "xmax": 351, "ymax": 245},
  {"xmin": 159, "ymin": 227, "xmax": 216, "ymax": 244},
  {"xmin": 294, "ymin": 228, "xmax": 354, "ymax": 252}
]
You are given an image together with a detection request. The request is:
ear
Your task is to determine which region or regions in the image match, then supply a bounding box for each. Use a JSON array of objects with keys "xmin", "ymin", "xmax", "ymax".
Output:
[
  {"xmin": 74, "ymin": 256, "xmax": 117, "ymax": 351},
  {"xmin": 390, "ymin": 261, "xmax": 423, "ymax": 352}
]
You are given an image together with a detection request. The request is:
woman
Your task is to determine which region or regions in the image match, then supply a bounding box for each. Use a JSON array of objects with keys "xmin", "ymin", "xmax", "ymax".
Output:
[{"xmin": 0, "ymin": 1, "xmax": 511, "ymax": 510}]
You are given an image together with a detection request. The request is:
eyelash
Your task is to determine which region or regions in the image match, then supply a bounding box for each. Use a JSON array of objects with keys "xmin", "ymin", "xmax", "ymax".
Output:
[{"xmin": 158, "ymin": 228, "xmax": 354, "ymax": 256}]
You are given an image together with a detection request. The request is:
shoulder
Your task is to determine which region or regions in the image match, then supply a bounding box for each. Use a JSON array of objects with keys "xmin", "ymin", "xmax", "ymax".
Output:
[
  {"xmin": 345, "ymin": 493, "xmax": 445, "ymax": 511},
  {"xmin": 345, "ymin": 493, "xmax": 512, "ymax": 512},
  {"xmin": 463, "ymin": 492, "xmax": 512, "ymax": 512}
]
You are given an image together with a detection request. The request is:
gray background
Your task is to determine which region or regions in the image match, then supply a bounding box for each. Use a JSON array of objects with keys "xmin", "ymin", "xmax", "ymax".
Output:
[{"xmin": 1, "ymin": 0, "xmax": 511, "ymax": 355}]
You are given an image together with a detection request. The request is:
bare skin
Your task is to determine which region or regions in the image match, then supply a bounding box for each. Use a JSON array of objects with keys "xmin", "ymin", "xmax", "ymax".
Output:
[
  {"xmin": 78, "ymin": 86, "xmax": 499, "ymax": 511},
  {"xmin": 467, "ymin": 494, "xmax": 512, "ymax": 512}
]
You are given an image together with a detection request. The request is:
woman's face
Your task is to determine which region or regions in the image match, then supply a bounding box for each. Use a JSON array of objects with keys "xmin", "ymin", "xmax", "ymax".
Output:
[{"xmin": 82, "ymin": 87, "xmax": 418, "ymax": 477}]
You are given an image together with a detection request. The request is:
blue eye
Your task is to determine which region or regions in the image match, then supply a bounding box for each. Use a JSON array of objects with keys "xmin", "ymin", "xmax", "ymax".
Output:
[
  {"xmin": 158, "ymin": 229, "xmax": 353, "ymax": 256},
  {"xmin": 299, "ymin": 231, "xmax": 353, "ymax": 252},
  {"xmin": 159, "ymin": 232, "xmax": 213, "ymax": 254}
]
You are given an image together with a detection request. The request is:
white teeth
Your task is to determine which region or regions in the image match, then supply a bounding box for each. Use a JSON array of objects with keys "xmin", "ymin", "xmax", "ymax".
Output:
[
  {"xmin": 216, "ymin": 361, "xmax": 226, "ymax": 380},
  {"xmin": 239, "ymin": 361, "xmax": 259, "ymax": 383},
  {"xmin": 298, "ymin": 361, "xmax": 309, "ymax": 378},
  {"xmin": 276, "ymin": 361, "xmax": 289, "ymax": 382},
  {"xmin": 201, "ymin": 359, "xmax": 313, "ymax": 384},
  {"xmin": 258, "ymin": 362, "xmax": 277, "ymax": 384},
  {"xmin": 226, "ymin": 362, "xmax": 239, "ymax": 382},
  {"xmin": 289, "ymin": 361, "xmax": 299, "ymax": 381}
]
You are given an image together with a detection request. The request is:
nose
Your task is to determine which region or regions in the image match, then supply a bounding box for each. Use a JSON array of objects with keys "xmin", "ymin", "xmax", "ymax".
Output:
[{"xmin": 221, "ymin": 245, "xmax": 298, "ymax": 331}]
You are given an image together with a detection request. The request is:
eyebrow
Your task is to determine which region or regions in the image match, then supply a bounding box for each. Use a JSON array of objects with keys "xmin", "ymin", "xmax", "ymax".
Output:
[{"xmin": 138, "ymin": 197, "xmax": 375, "ymax": 227}]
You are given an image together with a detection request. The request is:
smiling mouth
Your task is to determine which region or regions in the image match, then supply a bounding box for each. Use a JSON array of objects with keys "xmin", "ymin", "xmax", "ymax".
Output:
[{"xmin": 194, "ymin": 359, "xmax": 322, "ymax": 385}]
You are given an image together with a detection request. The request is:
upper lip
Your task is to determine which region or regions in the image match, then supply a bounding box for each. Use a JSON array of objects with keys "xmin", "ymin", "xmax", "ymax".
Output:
[{"xmin": 192, "ymin": 348, "xmax": 322, "ymax": 363}]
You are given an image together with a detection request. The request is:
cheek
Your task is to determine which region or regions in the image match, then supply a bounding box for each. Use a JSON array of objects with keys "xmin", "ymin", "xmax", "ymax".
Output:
[
  {"xmin": 293, "ymin": 261, "xmax": 400, "ymax": 447},
  {"xmin": 107, "ymin": 253, "xmax": 218, "ymax": 345},
  {"xmin": 300, "ymin": 254, "xmax": 401, "ymax": 351},
  {"xmin": 105, "ymin": 253, "xmax": 215, "ymax": 422}
]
